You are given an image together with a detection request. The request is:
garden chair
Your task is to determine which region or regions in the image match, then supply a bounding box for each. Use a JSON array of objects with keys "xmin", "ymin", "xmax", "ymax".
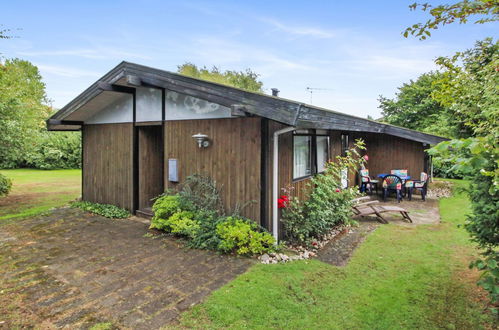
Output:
[
  {"xmin": 390, "ymin": 169, "xmax": 409, "ymax": 197},
  {"xmin": 382, "ymin": 174, "xmax": 403, "ymax": 203},
  {"xmin": 406, "ymin": 172, "xmax": 429, "ymax": 201},
  {"xmin": 391, "ymin": 169, "xmax": 408, "ymax": 178},
  {"xmin": 352, "ymin": 197, "xmax": 412, "ymax": 223},
  {"xmin": 359, "ymin": 169, "xmax": 379, "ymax": 195}
]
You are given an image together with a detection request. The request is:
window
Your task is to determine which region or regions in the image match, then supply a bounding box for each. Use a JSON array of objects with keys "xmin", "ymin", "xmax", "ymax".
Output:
[
  {"xmin": 293, "ymin": 135, "xmax": 312, "ymax": 179},
  {"xmin": 316, "ymin": 135, "xmax": 329, "ymax": 173},
  {"xmin": 341, "ymin": 133, "xmax": 349, "ymax": 156},
  {"xmin": 293, "ymin": 132, "xmax": 330, "ymax": 180}
]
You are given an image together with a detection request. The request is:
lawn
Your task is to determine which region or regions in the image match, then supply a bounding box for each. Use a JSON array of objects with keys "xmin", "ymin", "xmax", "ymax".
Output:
[
  {"xmin": 0, "ymin": 169, "xmax": 81, "ymax": 221},
  {"xmin": 179, "ymin": 180, "xmax": 493, "ymax": 329}
]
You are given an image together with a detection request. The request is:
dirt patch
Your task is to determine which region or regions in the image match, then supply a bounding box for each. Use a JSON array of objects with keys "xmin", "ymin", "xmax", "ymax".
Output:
[
  {"xmin": 0, "ymin": 208, "xmax": 252, "ymax": 329},
  {"xmin": 0, "ymin": 192, "xmax": 60, "ymax": 207}
]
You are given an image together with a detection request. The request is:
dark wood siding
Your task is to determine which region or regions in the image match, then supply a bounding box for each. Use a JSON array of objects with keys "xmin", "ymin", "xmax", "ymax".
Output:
[
  {"xmin": 82, "ymin": 123, "xmax": 134, "ymax": 210},
  {"xmin": 262, "ymin": 123, "xmax": 424, "ymax": 233},
  {"xmin": 350, "ymin": 132, "xmax": 425, "ymax": 183},
  {"xmin": 138, "ymin": 126, "xmax": 164, "ymax": 210},
  {"xmin": 164, "ymin": 118, "xmax": 261, "ymax": 223}
]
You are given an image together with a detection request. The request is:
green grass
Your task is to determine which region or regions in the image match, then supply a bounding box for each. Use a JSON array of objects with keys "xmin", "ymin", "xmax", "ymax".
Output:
[
  {"xmin": 179, "ymin": 180, "xmax": 492, "ymax": 329},
  {"xmin": 0, "ymin": 169, "xmax": 81, "ymax": 221}
]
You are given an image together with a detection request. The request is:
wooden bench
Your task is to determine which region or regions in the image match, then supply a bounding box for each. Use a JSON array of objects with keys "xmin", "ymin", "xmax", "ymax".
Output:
[{"xmin": 352, "ymin": 197, "xmax": 412, "ymax": 224}]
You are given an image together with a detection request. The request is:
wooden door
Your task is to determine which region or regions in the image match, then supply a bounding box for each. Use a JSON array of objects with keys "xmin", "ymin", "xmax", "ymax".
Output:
[{"xmin": 138, "ymin": 125, "xmax": 164, "ymax": 210}]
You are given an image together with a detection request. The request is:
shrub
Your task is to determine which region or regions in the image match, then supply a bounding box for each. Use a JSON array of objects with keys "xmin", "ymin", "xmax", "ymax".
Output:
[
  {"xmin": 150, "ymin": 195, "xmax": 181, "ymax": 227},
  {"xmin": 186, "ymin": 209, "xmax": 224, "ymax": 250},
  {"xmin": 150, "ymin": 174, "xmax": 274, "ymax": 256},
  {"xmin": 0, "ymin": 173, "xmax": 12, "ymax": 197},
  {"xmin": 24, "ymin": 131, "xmax": 81, "ymax": 169},
  {"xmin": 430, "ymin": 136, "xmax": 499, "ymax": 311},
  {"xmin": 281, "ymin": 140, "xmax": 365, "ymax": 244},
  {"xmin": 178, "ymin": 174, "xmax": 225, "ymax": 214},
  {"xmin": 71, "ymin": 201, "xmax": 130, "ymax": 219},
  {"xmin": 216, "ymin": 217, "xmax": 275, "ymax": 255}
]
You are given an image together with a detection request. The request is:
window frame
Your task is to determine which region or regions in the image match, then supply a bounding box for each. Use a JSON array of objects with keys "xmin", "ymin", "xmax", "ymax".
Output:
[
  {"xmin": 292, "ymin": 134, "xmax": 313, "ymax": 181},
  {"xmin": 292, "ymin": 130, "xmax": 330, "ymax": 182},
  {"xmin": 315, "ymin": 134, "xmax": 330, "ymax": 174}
]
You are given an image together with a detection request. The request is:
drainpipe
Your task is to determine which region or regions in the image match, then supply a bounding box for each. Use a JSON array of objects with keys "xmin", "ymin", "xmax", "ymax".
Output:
[{"xmin": 272, "ymin": 126, "xmax": 296, "ymax": 242}]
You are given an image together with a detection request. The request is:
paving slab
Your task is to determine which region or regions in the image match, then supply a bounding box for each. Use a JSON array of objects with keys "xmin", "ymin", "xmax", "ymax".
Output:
[{"xmin": 0, "ymin": 208, "xmax": 252, "ymax": 329}]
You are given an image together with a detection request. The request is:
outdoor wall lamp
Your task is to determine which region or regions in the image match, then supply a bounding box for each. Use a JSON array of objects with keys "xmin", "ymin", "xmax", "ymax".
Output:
[{"xmin": 192, "ymin": 133, "xmax": 210, "ymax": 148}]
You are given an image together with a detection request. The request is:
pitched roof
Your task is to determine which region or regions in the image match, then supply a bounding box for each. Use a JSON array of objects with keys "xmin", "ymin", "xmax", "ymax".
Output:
[{"xmin": 48, "ymin": 61, "xmax": 447, "ymax": 145}]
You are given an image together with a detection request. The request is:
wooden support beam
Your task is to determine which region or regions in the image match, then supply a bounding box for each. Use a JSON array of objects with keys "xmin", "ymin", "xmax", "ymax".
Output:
[
  {"xmin": 97, "ymin": 82, "xmax": 135, "ymax": 94},
  {"xmin": 46, "ymin": 119, "xmax": 84, "ymax": 126},
  {"xmin": 230, "ymin": 104, "xmax": 249, "ymax": 117}
]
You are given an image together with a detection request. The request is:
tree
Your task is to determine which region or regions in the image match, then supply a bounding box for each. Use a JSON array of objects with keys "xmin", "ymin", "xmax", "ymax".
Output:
[
  {"xmin": 432, "ymin": 38, "xmax": 498, "ymax": 137},
  {"xmin": 404, "ymin": 0, "xmax": 499, "ymax": 40},
  {"xmin": 378, "ymin": 72, "xmax": 458, "ymax": 138},
  {"xmin": 177, "ymin": 63, "xmax": 264, "ymax": 93},
  {"xmin": 0, "ymin": 59, "xmax": 51, "ymax": 168},
  {"xmin": 431, "ymin": 41, "xmax": 498, "ymax": 310},
  {"xmin": 404, "ymin": 2, "xmax": 498, "ymax": 308}
]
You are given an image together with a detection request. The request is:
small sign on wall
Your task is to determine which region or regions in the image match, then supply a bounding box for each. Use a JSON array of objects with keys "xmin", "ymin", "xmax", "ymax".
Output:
[{"xmin": 168, "ymin": 159, "xmax": 178, "ymax": 182}]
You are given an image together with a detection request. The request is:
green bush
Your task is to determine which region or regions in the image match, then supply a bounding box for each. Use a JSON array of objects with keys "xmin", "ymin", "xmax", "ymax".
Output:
[
  {"xmin": 281, "ymin": 140, "xmax": 364, "ymax": 244},
  {"xmin": 178, "ymin": 174, "xmax": 225, "ymax": 214},
  {"xmin": 186, "ymin": 209, "xmax": 224, "ymax": 250},
  {"xmin": 150, "ymin": 174, "xmax": 275, "ymax": 256},
  {"xmin": 71, "ymin": 201, "xmax": 130, "ymax": 219},
  {"xmin": 150, "ymin": 195, "xmax": 181, "ymax": 226},
  {"xmin": 432, "ymin": 158, "xmax": 464, "ymax": 179},
  {"xmin": 0, "ymin": 173, "xmax": 12, "ymax": 197},
  {"xmin": 430, "ymin": 136, "xmax": 499, "ymax": 311},
  {"xmin": 216, "ymin": 217, "xmax": 275, "ymax": 255}
]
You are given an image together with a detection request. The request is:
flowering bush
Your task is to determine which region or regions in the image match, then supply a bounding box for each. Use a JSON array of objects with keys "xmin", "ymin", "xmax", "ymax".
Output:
[
  {"xmin": 277, "ymin": 195, "xmax": 289, "ymax": 209},
  {"xmin": 281, "ymin": 140, "xmax": 365, "ymax": 244}
]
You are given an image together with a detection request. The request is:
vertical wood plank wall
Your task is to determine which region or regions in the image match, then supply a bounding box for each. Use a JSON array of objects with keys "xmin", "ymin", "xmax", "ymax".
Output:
[
  {"xmin": 350, "ymin": 132, "xmax": 425, "ymax": 183},
  {"xmin": 138, "ymin": 126, "xmax": 164, "ymax": 210},
  {"xmin": 164, "ymin": 118, "xmax": 262, "ymax": 223},
  {"xmin": 263, "ymin": 123, "xmax": 425, "ymax": 234},
  {"xmin": 82, "ymin": 123, "xmax": 134, "ymax": 210}
]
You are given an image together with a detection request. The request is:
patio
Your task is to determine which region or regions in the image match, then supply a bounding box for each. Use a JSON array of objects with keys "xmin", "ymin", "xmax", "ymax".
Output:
[{"xmin": 0, "ymin": 208, "xmax": 251, "ymax": 329}]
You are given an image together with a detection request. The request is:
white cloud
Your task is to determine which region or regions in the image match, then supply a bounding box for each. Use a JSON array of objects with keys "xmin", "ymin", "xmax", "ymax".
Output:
[{"xmin": 261, "ymin": 18, "xmax": 337, "ymax": 39}]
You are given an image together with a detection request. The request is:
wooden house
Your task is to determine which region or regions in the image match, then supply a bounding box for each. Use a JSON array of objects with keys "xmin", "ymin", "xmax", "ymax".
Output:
[{"xmin": 47, "ymin": 62, "xmax": 447, "ymax": 239}]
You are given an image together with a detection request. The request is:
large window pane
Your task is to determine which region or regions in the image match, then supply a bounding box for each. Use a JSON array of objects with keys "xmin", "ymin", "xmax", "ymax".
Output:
[
  {"xmin": 293, "ymin": 136, "xmax": 311, "ymax": 179},
  {"xmin": 316, "ymin": 136, "xmax": 329, "ymax": 173},
  {"xmin": 165, "ymin": 91, "xmax": 231, "ymax": 120}
]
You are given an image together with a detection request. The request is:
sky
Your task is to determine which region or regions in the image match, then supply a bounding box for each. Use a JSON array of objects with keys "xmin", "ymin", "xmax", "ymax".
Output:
[{"xmin": 1, "ymin": 0, "xmax": 497, "ymax": 118}]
